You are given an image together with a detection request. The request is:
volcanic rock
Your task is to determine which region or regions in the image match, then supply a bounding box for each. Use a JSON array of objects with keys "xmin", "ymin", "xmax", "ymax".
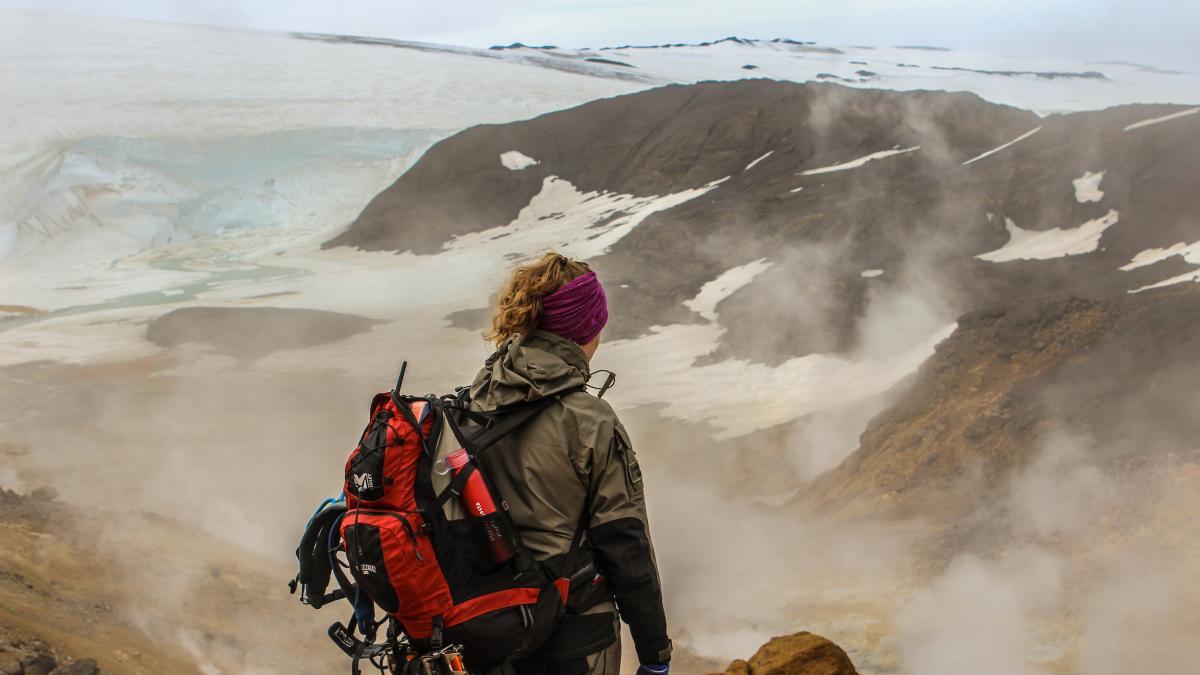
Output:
[
  {"xmin": 19, "ymin": 654, "xmax": 55, "ymax": 675},
  {"xmin": 710, "ymin": 632, "xmax": 858, "ymax": 675}
]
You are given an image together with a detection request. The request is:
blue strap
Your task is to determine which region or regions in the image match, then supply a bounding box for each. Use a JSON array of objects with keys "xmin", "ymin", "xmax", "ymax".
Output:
[{"xmin": 305, "ymin": 492, "xmax": 346, "ymax": 530}]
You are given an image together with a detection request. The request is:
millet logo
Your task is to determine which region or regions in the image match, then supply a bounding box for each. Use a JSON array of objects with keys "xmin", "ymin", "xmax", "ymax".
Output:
[{"xmin": 353, "ymin": 473, "xmax": 374, "ymax": 490}]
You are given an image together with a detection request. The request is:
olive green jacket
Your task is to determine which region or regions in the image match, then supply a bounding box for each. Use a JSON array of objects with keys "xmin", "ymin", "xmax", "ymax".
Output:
[{"xmin": 466, "ymin": 329, "xmax": 671, "ymax": 664}]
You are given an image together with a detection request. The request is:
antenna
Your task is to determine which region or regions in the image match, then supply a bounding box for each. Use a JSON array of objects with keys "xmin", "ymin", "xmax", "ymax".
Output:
[{"xmin": 394, "ymin": 361, "xmax": 408, "ymax": 393}]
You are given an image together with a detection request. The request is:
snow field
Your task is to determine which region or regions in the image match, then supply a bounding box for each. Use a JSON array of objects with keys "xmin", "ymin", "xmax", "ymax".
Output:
[
  {"xmin": 552, "ymin": 39, "xmax": 1200, "ymax": 115},
  {"xmin": 0, "ymin": 10, "xmax": 642, "ymax": 261}
]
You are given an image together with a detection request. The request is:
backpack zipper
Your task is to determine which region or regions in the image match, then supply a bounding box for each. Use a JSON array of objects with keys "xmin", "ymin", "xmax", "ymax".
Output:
[{"xmin": 349, "ymin": 509, "xmax": 425, "ymax": 563}]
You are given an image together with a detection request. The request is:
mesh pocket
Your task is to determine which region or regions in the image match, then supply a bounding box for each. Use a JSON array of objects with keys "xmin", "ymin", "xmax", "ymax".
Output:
[{"xmin": 346, "ymin": 413, "xmax": 391, "ymax": 502}]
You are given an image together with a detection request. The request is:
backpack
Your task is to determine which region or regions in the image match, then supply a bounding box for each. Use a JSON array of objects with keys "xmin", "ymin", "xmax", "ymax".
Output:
[{"xmin": 291, "ymin": 362, "xmax": 586, "ymax": 674}]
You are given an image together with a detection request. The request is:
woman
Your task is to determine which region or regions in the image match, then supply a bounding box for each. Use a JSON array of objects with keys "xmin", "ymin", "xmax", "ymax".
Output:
[{"xmin": 469, "ymin": 252, "xmax": 671, "ymax": 675}]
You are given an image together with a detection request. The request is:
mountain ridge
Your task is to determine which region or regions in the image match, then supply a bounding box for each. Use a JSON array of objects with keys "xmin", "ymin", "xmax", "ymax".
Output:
[{"xmin": 329, "ymin": 80, "xmax": 1200, "ymax": 367}]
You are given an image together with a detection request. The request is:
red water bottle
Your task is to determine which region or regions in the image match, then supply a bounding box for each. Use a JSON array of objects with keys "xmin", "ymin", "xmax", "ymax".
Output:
[{"xmin": 445, "ymin": 448, "xmax": 515, "ymax": 564}]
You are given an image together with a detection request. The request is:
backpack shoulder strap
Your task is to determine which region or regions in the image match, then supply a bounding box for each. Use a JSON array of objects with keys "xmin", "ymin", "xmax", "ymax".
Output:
[
  {"xmin": 292, "ymin": 500, "xmax": 347, "ymax": 609},
  {"xmin": 432, "ymin": 387, "xmax": 583, "ymax": 512}
]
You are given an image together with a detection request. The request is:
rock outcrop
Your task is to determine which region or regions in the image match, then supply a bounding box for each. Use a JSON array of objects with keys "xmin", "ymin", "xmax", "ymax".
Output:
[
  {"xmin": 799, "ymin": 281, "xmax": 1200, "ymax": 521},
  {"xmin": 710, "ymin": 632, "xmax": 858, "ymax": 675},
  {"xmin": 0, "ymin": 623, "xmax": 99, "ymax": 675}
]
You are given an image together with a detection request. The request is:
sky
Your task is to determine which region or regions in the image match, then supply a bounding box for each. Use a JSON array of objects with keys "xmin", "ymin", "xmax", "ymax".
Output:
[{"xmin": 2, "ymin": 0, "xmax": 1197, "ymax": 69}]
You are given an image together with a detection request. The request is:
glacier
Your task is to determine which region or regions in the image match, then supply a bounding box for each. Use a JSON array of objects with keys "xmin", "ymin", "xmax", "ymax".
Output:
[{"xmin": 5, "ymin": 128, "xmax": 441, "ymax": 264}]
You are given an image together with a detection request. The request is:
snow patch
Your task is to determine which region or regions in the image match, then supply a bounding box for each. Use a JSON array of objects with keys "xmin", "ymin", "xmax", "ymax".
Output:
[
  {"xmin": 1073, "ymin": 171, "xmax": 1105, "ymax": 203},
  {"xmin": 861, "ymin": 269, "xmax": 884, "ymax": 278},
  {"xmin": 446, "ymin": 175, "xmax": 727, "ymax": 257},
  {"xmin": 500, "ymin": 151, "xmax": 540, "ymax": 170},
  {"xmin": 684, "ymin": 258, "xmax": 773, "ymax": 321},
  {"xmin": 604, "ymin": 320, "xmax": 957, "ymax": 440},
  {"xmin": 976, "ymin": 211, "xmax": 1119, "ymax": 262},
  {"xmin": 743, "ymin": 151, "xmax": 774, "ymax": 172},
  {"xmin": 1123, "ymin": 240, "xmax": 1200, "ymax": 292},
  {"xmin": 962, "ymin": 127, "xmax": 1042, "ymax": 165},
  {"xmin": 1120, "ymin": 240, "xmax": 1200, "ymax": 271},
  {"xmin": 800, "ymin": 146, "xmax": 920, "ymax": 176},
  {"xmin": 1129, "ymin": 270, "xmax": 1200, "ymax": 293},
  {"xmin": 1123, "ymin": 107, "xmax": 1200, "ymax": 131},
  {"xmin": 789, "ymin": 186, "xmax": 804, "ymax": 193}
]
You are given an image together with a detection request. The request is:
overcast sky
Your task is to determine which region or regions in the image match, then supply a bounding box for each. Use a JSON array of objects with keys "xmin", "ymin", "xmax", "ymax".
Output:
[{"xmin": 4, "ymin": 0, "xmax": 1196, "ymax": 69}]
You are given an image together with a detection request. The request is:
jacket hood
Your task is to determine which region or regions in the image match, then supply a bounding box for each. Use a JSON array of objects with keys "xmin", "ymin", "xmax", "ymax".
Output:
[{"xmin": 469, "ymin": 329, "xmax": 591, "ymax": 411}]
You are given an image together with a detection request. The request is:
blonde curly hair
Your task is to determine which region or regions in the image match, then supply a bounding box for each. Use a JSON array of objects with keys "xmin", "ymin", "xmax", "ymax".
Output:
[{"xmin": 485, "ymin": 252, "xmax": 593, "ymax": 345}]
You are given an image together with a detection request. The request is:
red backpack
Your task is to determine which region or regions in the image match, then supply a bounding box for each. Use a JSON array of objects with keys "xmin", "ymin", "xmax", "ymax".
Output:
[{"xmin": 291, "ymin": 363, "xmax": 585, "ymax": 674}]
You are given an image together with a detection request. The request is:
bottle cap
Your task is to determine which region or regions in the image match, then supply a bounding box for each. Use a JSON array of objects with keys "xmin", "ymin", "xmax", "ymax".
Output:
[{"xmin": 445, "ymin": 448, "xmax": 469, "ymax": 471}]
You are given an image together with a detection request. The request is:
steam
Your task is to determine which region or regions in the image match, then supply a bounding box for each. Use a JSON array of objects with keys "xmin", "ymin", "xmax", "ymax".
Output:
[
  {"xmin": 1077, "ymin": 546, "xmax": 1200, "ymax": 675},
  {"xmin": 644, "ymin": 443, "xmax": 920, "ymax": 666},
  {"xmin": 898, "ymin": 550, "xmax": 1063, "ymax": 675},
  {"xmin": 896, "ymin": 431, "xmax": 1200, "ymax": 675},
  {"xmin": 0, "ymin": 465, "xmax": 23, "ymax": 493}
]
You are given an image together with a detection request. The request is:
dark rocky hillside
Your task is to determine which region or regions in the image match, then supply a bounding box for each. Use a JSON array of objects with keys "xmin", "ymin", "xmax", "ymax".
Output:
[
  {"xmin": 329, "ymin": 80, "xmax": 1200, "ymax": 366},
  {"xmin": 329, "ymin": 80, "xmax": 1200, "ymax": 522}
]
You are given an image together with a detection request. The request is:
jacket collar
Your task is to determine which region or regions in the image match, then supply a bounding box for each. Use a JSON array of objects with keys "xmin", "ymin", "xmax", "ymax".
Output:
[{"xmin": 469, "ymin": 329, "xmax": 590, "ymax": 411}]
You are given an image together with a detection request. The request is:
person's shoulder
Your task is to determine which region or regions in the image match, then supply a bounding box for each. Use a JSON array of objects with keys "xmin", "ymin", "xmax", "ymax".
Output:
[
  {"xmin": 557, "ymin": 390, "xmax": 623, "ymax": 449},
  {"xmin": 559, "ymin": 389, "xmax": 619, "ymax": 422}
]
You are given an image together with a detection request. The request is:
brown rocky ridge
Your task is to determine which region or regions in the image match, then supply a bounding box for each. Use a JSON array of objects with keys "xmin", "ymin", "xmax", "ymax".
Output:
[{"xmin": 709, "ymin": 632, "xmax": 858, "ymax": 675}]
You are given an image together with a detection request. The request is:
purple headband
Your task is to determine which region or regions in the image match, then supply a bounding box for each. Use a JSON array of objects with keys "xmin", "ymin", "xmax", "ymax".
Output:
[{"xmin": 539, "ymin": 271, "xmax": 608, "ymax": 345}]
